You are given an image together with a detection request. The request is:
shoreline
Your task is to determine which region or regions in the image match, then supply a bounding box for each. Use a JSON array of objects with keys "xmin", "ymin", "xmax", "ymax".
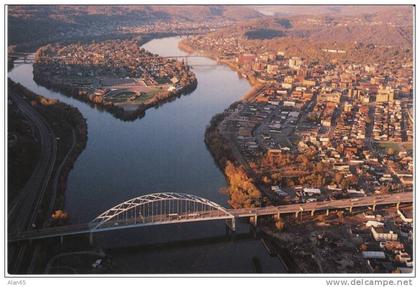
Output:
[
  {"xmin": 178, "ymin": 39, "xmax": 262, "ymax": 91},
  {"xmin": 32, "ymin": 70, "xmax": 198, "ymax": 122},
  {"xmin": 179, "ymin": 38, "xmax": 300, "ymax": 268},
  {"xmin": 8, "ymin": 79, "xmax": 88, "ymax": 274},
  {"xmin": 8, "ymin": 80, "xmax": 88, "ymax": 226},
  {"xmin": 9, "ymin": 32, "xmax": 197, "ymax": 122},
  {"xmin": 178, "ymin": 41, "xmax": 265, "ymax": 209},
  {"xmin": 32, "ymin": 55, "xmax": 198, "ymax": 122}
]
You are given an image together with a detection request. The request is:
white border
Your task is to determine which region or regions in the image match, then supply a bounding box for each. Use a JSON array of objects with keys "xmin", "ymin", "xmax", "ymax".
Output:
[{"xmin": 1, "ymin": 1, "xmax": 417, "ymax": 285}]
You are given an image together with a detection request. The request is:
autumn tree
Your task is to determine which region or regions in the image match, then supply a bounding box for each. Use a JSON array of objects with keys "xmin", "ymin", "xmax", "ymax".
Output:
[
  {"xmin": 224, "ymin": 161, "xmax": 261, "ymax": 208},
  {"xmin": 335, "ymin": 173, "xmax": 344, "ymax": 185}
]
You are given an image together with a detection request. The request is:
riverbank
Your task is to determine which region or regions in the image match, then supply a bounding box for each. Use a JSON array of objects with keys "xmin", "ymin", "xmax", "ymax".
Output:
[
  {"xmin": 178, "ymin": 39, "xmax": 261, "ymax": 89},
  {"xmin": 32, "ymin": 71, "xmax": 198, "ymax": 122},
  {"xmin": 31, "ymin": 38, "xmax": 198, "ymax": 122},
  {"xmin": 8, "ymin": 80, "xmax": 88, "ymax": 226},
  {"xmin": 9, "ymin": 36, "xmax": 288, "ymax": 274},
  {"xmin": 8, "ymin": 79, "xmax": 88, "ymax": 274},
  {"xmin": 180, "ymin": 37, "xmax": 264, "ymax": 208},
  {"xmin": 204, "ymin": 102, "xmax": 262, "ymax": 209}
]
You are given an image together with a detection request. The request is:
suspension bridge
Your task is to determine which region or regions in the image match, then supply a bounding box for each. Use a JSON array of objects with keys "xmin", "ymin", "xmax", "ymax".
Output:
[{"xmin": 8, "ymin": 191, "xmax": 412, "ymax": 243}]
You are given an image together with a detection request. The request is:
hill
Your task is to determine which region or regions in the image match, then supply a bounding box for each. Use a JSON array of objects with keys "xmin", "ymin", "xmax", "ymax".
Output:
[{"xmin": 8, "ymin": 5, "xmax": 262, "ymax": 47}]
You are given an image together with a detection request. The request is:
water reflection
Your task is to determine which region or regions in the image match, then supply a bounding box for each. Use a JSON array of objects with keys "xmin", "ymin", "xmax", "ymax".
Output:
[{"xmin": 8, "ymin": 37, "xmax": 286, "ymax": 273}]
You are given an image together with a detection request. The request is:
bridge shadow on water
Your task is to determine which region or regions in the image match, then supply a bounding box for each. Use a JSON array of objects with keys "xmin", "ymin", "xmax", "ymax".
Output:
[
  {"xmin": 101, "ymin": 220, "xmax": 285, "ymax": 274},
  {"xmin": 51, "ymin": 220, "xmax": 286, "ymax": 274}
]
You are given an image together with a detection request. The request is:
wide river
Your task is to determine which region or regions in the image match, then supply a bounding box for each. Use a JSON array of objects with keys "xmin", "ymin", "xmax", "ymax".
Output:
[{"xmin": 9, "ymin": 36, "xmax": 286, "ymax": 273}]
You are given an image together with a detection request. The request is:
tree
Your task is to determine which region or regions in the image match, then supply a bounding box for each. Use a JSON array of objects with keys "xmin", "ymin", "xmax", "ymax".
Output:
[
  {"xmin": 386, "ymin": 147, "xmax": 396, "ymax": 156},
  {"xmin": 341, "ymin": 178, "xmax": 351, "ymax": 190},
  {"xmin": 224, "ymin": 161, "xmax": 261, "ymax": 208},
  {"xmin": 275, "ymin": 217, "xmax": 286, "ymax": 230},
  {"xmin": 335, "ymin": 173, "xmax": 344, "ymax": 185},
  {"xmin": 315, "ymin": 162, "xmax": 324, "ymax": 173},
  {"xmin": 337, "ymin": 211, "xmax": 344, "ymax": 224},
  {"xmin": 262, "ymin": 176, "xmax": 271, "ymax": 185}
]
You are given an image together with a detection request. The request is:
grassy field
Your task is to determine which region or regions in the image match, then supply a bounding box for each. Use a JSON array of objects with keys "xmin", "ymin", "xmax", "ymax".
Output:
[{"xmin": 131, "ymin": 89, "xmax": 160, "ymax": 104}]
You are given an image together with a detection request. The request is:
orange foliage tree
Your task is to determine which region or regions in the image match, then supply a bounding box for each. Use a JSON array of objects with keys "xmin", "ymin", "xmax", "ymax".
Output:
[{"xmin": 224, "ymin": 161, "xmax": 261, "ymax": 208}]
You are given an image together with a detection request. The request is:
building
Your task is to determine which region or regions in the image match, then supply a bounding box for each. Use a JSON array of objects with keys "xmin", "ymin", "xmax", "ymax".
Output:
[
  {"xmin": 266, "ymin": 64, "xmax": 279, "ymax": 75},
  {"xmin": 371, "ymin": 227, "xmax": 398, "ymax": 242},
  {"xmin": 288, "ymin": 57, "xmax": 303, "ymax": 70},
  {"xmin": 303, "ymin": 188, "xmax": 321, "ymax": 196},
  {"xmin": 376, "ymin": 86, "xmax": 394, "ymax": 103},
  {"xmin": 238, "ymin": 53, "xmax": 256, "ymax": 65}
]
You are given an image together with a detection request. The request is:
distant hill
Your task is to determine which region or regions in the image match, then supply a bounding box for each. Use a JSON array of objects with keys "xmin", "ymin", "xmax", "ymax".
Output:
[
  {"xmin": 7, "ymin": 5, "xmax": 262, "ymax": 47},
  {"xmin": 201, "ymin": 6, "xmax": 413, "ymax": 64},
  {"xmin": 8, "ymin": 5, "xmax": 262, "ymax": 21},
  {"xmin": 252, "ymin": 5, "xmax": 412, "ymax": 19},
  {"xmin": 229, "ymin": 6, "xmax": 413, "ymax": 48}
]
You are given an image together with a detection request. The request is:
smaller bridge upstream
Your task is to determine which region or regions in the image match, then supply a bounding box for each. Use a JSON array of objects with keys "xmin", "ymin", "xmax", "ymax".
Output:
[
  {"xmin": 9, "ymin": 53, "xmax": 210, "ymax": 65},
  {"xmin": 8, "ymin": 192, "xmax": 412, "ymax": 243}
]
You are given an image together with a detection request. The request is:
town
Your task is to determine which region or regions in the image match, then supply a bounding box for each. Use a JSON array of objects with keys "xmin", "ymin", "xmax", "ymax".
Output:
[
  {"xmin": 7, "ymin": 5, "xmax": 414, "ymax": 276},
  {"xmin": 32, "ymin": 39, "xmax": 197, "ymax": 120},
  {"xmin": 185, "ymin": 24, "xmax": 413, "ymax": 273}
]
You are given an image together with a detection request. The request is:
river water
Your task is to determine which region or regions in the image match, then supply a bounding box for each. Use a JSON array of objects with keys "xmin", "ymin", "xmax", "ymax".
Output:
[{"xmin": 8, "ymin": 36, "xmax": 286, "ymax": 273}]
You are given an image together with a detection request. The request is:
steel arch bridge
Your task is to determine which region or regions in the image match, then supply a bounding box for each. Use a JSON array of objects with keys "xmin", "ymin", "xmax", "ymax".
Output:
[{"xmin": 89, "ymin": 193, "xmax": 236, "ymax": 232}]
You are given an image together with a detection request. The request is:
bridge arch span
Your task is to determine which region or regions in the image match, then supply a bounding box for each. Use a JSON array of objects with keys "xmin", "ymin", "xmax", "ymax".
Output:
[{"xmin": 90, "ymin": 192, "xmax": 234, "ymax": 230}]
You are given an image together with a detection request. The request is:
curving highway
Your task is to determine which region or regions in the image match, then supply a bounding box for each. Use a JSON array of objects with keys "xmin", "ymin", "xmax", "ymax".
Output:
[
  {"xmin": 8, "ymin": 90, "xmax": 57, "ymax": 232},
  {"xmin": 8, "ymin": 88, "xmax": 58, "ymax": 273}
]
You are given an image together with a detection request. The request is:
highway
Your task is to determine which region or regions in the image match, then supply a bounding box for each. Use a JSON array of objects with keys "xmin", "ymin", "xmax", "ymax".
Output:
[
  {"xmin": 229, "ymin": 191, "xmax": 413, "ymax": 218},
  {"xmin": 8, "ymin": 91, "xmax": 57, "ymax": 233},
  {"xmin": 8, "ymin": 191, "xmax": 412, "ymax": 242},
  {"xmin": 8, "ymin": 88, "xmax": 58, "ymax": 272}
]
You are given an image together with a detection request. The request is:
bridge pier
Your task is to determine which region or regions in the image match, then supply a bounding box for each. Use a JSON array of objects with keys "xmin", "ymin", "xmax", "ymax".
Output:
[
  {"xmin": 349, "ymin": 204, "xmax": 353, "ymax": 214},
  {"xmin": 396, "ymin": 201, "xmax": 400, "ymax": 211},
  {"xmin": 89, "ymin": 232, "xmax": 94, "ymax": 245},
  {"xmin": 249, "ymin": 223, "xmax": 259, "ymax": 239},
  {"xmin": 59, "ymin": 235, "xmax": 64, "ymax": 245},
  {"xmin": 273, "ymin": 212, "xmax": 281, "ymax": 221},
  {"xmin": 249, "ymin": 215, "xmax": 258, "ymax": 226},
  {"xmin": 295, "ymin": 207, "xmax": 304, "ymax": 220},
  {"xmin": 372, "ymin": 201, "xmax": 377, "ymax": 212},
  {"xmin": 225, "ymin": 218, "xmax": 236, "ymax": 232},
  {"xmin": 311, "ymin": 209, "xmax": 315, "ymax": 217},
  {"xmin": 326, "ymin": 209, "xmax": 329, "ymax": 216}
]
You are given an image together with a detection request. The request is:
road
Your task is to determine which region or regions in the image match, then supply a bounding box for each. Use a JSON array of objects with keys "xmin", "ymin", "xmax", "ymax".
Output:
[
  {"xmin": 230, "ymin": 191, "xmax": 413, "ymax": 218},
  {"xmin": 8, "ymin": 91, "xmax": 57, "ymax": 232},
  {"xmin": 8, "ymin": 89, "xmax": 57, "ymax": 273}
]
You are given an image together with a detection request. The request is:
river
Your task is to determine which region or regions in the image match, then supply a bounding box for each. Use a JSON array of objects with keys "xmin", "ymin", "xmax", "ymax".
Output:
[{"xmin": 8, "ymin": 36, "xmax": 286, "ymax": 273}]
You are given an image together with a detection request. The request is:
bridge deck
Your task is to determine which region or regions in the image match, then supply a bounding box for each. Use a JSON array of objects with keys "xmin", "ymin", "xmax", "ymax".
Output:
[
  {"xmin": 230, "ymin": 192, "xmax": 413, "ymax": 217},
  {"xmin": 8, "ymin": 192, "xmax": 412, "ymax": 242}
]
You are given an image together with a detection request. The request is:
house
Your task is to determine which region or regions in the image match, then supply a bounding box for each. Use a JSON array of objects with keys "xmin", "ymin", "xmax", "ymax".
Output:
[
  {"xmin": 371, "ymin": 227, "xmax": 398, "ymax": 242},
  {"xmin": 395, "ymin": 252, "xmax": 412, "ymax": 266},
  {"xmin": 366, "ymin": 221, "xmax": 384, "ymax": 228},
  {"xmin": 380, "ymin": 241, "xmax": 404, "ymax": 251},
  {"xmin": 303, "ymin": 188, "xmax": 321, "ymax": 196},
  {"xmin": 362, "ymin": 251, "xmax": 386, "ymax": 259},
  {"xmin": 347, "ymin": 189, "xmax": 366, "ymax": 197},
  {"xmin": 271, "ymin": 186, "xmax": 288, "ymax": 197}
]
